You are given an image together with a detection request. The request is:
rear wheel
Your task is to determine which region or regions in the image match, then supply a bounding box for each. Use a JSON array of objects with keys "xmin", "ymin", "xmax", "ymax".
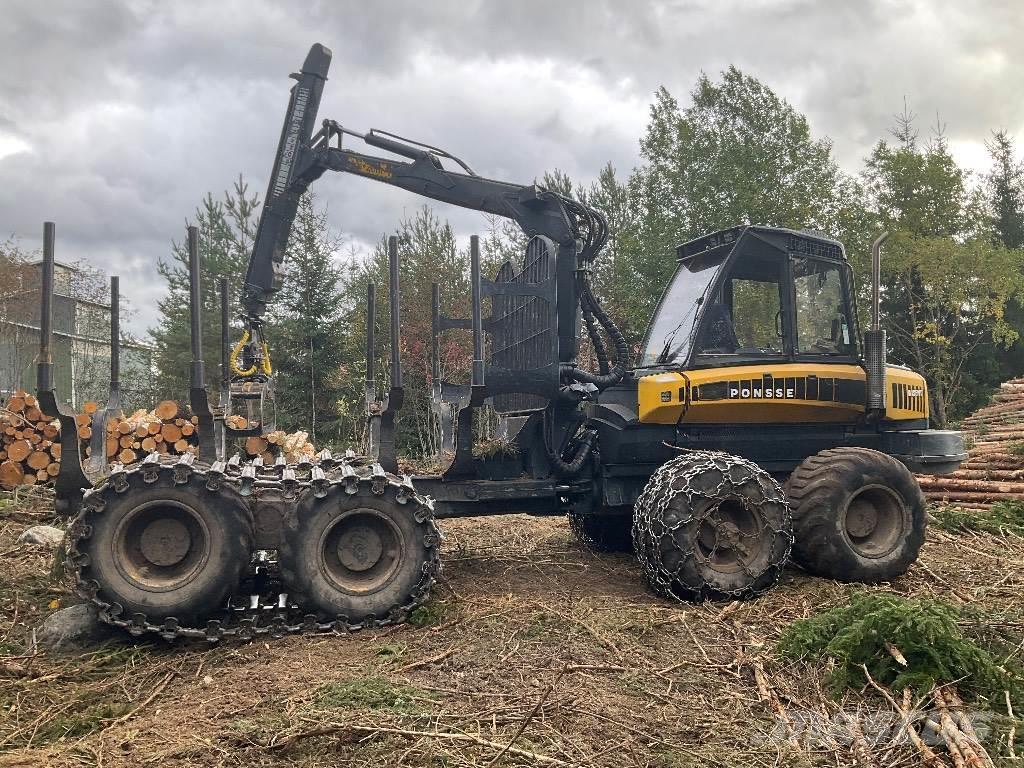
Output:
[
  {"xmin": 784, "ymin": 447, "xmax": 925, "ymax": 582},
  {"xmin": 278, "ymin": 475, "xmax": 439, "ymax": 625},
  {"xmin": 568, "ymin": 509, "xmax": 633, "ymax": 552},
  {"xmin": 632, "ymin": 451, "xmax": 792, "ymax": 601},
  {"xmin": 80, "ymin": 471, "xmax": 253, "ymax": 622}
]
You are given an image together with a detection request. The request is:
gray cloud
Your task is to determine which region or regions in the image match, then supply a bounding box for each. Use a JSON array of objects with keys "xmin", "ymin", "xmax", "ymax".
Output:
[{"xmin": 1, "ymin": 0, "xmax": 1021, "ymax": 336}]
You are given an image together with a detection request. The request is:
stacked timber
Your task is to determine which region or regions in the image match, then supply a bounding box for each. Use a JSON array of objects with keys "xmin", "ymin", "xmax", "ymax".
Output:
[
  {"xmin": 82, "ymin": 400, "xmax": 200, "ymax": 466},
  {"xmin": 0, "ymin": 392, "xmax": 62, "ymax": 490},
  {"xmin": 917, "ymin": 377, "xmax": 1024, "ymax": 509},
  {"xmin": 233, "ymin": 422, "xmax": 317, "ymax": 464}
]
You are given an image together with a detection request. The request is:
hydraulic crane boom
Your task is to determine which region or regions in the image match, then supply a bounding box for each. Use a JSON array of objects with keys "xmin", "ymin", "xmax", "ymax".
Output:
[
  {"xmin": 242, "ymin": 42, "xmax": 576, "ymax": 323},
  {"xmin": 230, "ymin": 42, "xmax": 627, "ymax": 448}
]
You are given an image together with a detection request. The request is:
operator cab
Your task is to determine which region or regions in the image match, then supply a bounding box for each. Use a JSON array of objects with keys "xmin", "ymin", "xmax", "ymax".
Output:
[{"xmin": 640, "ymin": 226, "xmax": 857, "ymax": 370}]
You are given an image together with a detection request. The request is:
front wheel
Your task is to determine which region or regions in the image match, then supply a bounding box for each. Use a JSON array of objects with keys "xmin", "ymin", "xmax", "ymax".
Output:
[
  {"xmin": 632, "ymin": 451, "xmax": 792, "ymax": 601},
  {"xmin": 784, "ymin": 447, "xmax": 925, "ymax": 582}
]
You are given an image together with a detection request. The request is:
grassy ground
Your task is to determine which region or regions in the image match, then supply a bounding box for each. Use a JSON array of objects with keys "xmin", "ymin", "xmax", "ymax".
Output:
[{"xmin": 1, "ymin": 491, "xmax": 1023, "ymax": 767}]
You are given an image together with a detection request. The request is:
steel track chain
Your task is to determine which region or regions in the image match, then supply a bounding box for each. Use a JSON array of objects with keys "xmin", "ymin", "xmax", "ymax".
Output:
[
  {"xmin": 64, "ymin": 452, "xmax": 442, "ymax": 643},
  {"xmin": 632, "ymin": 450, "xmax": 793, "ymax": 600}
]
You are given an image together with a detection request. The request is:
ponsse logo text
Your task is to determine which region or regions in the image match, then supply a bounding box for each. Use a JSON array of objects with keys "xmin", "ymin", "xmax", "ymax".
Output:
[
  {"xmin": 690, "ymin": 375, "xmax": 867, "ymax": 406},
  {"xmin": 729, "ymin": 385, "xmax": 795, "ymax": 399}
]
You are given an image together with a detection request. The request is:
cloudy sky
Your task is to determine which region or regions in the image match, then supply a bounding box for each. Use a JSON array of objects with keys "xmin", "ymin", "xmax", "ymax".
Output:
[{"xmin": 1, "ymin": 0, "xmax": 1021, "ymax": 336}]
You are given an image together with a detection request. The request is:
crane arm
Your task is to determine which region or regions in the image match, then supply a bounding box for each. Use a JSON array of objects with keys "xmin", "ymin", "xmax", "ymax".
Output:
[{"xmin": 241, "ymin": 43, "xmax": 575, "ymax": 322}]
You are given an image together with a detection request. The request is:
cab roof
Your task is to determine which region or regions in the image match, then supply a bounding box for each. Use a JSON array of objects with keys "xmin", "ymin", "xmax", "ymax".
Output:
[{"xmin": 676, "ymin": 225, "xmax": 846, "ymax": 264}]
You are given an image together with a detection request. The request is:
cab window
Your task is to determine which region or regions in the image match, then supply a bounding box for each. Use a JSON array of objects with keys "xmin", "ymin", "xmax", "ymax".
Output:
[
  {"xmin": 696, "ymin": 259, "xmax": 785, "ymax": 357},
  {"xmin": 792, "ymin": 258, "xmax": 852, "ymax": 355}
]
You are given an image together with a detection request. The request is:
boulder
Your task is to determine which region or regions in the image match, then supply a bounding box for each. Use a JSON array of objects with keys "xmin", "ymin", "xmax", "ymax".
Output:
[
  {"xmin": 34, "ymin": 603, "xmax": 112, "ymax": 652},
  {"xmin": 17, "ymin": 525, "xmax": 65, "ymax": 549}
]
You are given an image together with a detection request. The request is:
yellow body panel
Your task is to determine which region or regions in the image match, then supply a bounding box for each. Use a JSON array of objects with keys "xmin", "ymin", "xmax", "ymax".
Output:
[{"xmin": 636, "ymin": 364, "xmax": 928, "ymax": 425}]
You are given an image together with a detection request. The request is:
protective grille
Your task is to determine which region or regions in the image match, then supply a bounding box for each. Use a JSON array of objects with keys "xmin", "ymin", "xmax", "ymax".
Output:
[{"xmin": 490, "ymin": 236, "xmax": 556, "ymax": 413}]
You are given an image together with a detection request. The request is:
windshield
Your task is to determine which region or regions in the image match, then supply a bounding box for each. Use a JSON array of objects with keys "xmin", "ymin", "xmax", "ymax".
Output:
[{"xmin": 639, "ymin": 251, "xmax": 726, "ymax": 366}]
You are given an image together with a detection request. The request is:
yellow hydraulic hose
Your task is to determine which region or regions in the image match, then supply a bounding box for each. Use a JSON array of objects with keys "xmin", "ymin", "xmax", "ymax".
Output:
[
  {"xmin": 230, "ymin": 329, "xmax": 274, "ymax": 377},
  {"xmin": 230, "ymin": 330, "xmax": 257, "ymax": 377}
]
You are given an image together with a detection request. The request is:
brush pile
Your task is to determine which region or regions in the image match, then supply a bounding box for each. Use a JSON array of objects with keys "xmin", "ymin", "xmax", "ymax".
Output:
[{"xmin": 917, "ymin": 377, "xmax": 1024, "ymax": 510}]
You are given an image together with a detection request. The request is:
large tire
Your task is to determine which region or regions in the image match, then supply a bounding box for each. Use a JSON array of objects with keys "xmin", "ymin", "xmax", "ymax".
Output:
[
  {"xmin": 80, "ymin": 469, "xmax": 254, "ymax": 623},
  {"xmin": 278, "ymin": 476, "xmax": 439, "ymax": 624},
  {"xmin": 568, "ymin": 509, "xmax": 633, "ymax": 552},
  {"xmin": 784, "ymin": 447, "xmax": 926, "ymax": 582},
  {"xmin": 632, "ymin": 451, "xmax": 792, "ymax": 601}
]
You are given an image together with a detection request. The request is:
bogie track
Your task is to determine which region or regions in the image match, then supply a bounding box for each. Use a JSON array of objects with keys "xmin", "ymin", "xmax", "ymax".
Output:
[{"xmin": 66, "ymin": 453, "xmax": 441, "ymax": 643}]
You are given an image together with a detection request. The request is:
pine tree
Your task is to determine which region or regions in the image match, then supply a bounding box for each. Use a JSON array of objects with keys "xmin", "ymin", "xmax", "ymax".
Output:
[
  {"xmin": 150, "ymin": 177, "xmax": 260, "ymax": 400},
  {"xmin": 273, "ymin": 193, "xmax": 348, "ymax": 444},
  {"xmin": 985, "ymin": 131, "xmax": 1024, "ymax": 250}
]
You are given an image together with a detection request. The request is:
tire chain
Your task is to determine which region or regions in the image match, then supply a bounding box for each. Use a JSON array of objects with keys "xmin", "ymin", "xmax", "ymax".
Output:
[
  {"xmin": 632, "ymin": 450, "xmax": 793, "ymax": 600},
  {"xmin": 64, "ymin": 451, "xmax": 442, "ymax": 643}
]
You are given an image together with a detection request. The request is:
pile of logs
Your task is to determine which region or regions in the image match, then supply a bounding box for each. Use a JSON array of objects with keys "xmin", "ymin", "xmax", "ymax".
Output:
[
  {"xmin": 0, "ymin": 392, "xmax": 62, "ymax": 489},
  {"xmin": 232, "ymin": 420, "xmax": 317, "ymax": 465},
  {"xmin": 1, "ymin": 393, "xmax": 320, "ymax": 491},
  {"xmin": 917, "ymin": 377, "xmax": 1024, "ymax": 509},
  {"xmin": 81, "ymin": 400, "xmax": 200, "ymax": 466}
]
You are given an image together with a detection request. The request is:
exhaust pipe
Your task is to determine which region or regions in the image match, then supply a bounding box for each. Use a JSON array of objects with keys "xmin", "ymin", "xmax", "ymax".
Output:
[{"xmin": 864, "ymin": 231, "xmax": 889, "ymax": 417}]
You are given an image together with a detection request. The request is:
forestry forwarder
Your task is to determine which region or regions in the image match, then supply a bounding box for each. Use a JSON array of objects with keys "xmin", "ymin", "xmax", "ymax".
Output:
[{"xmin": 41, "ymin": 43, "xmax": 966, "ymax": 642}]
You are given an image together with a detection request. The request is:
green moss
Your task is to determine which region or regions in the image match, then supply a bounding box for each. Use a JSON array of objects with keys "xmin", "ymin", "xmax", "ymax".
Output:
[
  {"xmin": 931, "ymin": 501, "xmax": 1024, "ymax": 536},
  {"xmin": 311, "ymin": 677, "xmax": 431, "ymax": 713},
  {"xmin": 408, "ymin": 601, "xmax": 453, "ymax": 628},
  {"xmin": 777, "ymin": 592, "xmax": 1024, "ymax": 706}
]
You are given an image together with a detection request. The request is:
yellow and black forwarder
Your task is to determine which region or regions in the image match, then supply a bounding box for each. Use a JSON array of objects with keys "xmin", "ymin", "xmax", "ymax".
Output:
[{"xmin": 43, "ymin": 43, "xmax": 965, "ymax": 642}]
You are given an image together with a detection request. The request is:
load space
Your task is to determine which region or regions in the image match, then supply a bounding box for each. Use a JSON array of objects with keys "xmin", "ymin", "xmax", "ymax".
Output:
[{"xmin": 35, "ymin": 43, "xmax": 964, "ymax": 643}]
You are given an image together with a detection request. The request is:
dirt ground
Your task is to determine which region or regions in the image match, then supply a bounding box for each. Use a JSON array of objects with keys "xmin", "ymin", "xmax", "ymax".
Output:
[{"xmin": 1, "ymin": 489, "xmax": 1022, "ymax": 768}]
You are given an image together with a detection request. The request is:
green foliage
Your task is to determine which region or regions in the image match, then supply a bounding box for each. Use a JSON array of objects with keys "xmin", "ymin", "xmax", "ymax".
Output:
[
  {"xmin": 1007, "ymin": 441, "xmax": 1024, "ymax": 456},
  {"xmin": 342, "ymin": 207, "xmax": 474, "ymax": 458},
  {"xmin": 620, "ymin": 69, "xmax": 852, "ymax": 339},
  {"xmin": 273, "ymin": 193, "xmax": 349, "ymax": 446},
  {"xmin": 863, "ymin": 114, "xmax": 1024, "ymax": 425},
  {"xmin": 931, "ymin": 501, "xmax": 1024, "ymax": 536},
  {"xmin": 777, "ymin": 593, "xmax": 1024, "ymax": 705},
  {"xmin": 311, "ymin": 677, "xmax": 430, "ymax": 713},
  {"xmin": 150, "ymin": 176, "xmax": 259, "ymax": 400},
  {"xmin": 408, "ymin": 601, "xmax": 453, "ymax": 628}
]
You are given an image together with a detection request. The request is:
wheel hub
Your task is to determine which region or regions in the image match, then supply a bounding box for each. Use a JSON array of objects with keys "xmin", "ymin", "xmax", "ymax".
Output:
[
  {"xmin": 845, "ymin": 499, "xmax": 878, "ymax": 538},
  {"xmin": 319, "ymin": 508, "xmax": 403, "ymax": 594},
  {"xmin": 337, "ymin": 524, "xmax": 384, "ymax": 572},
  {"xmin": 842, "ymin": 485, "xmax": 906, "ymax": 558},
  {"xmin": 139, "ymin": 518, "xmax": 192, "ymax": 567},
  {"xmin": 113, "ymin": 501, "xmax": 211, "ymax": 592},
  {"xmin": 696, "ymin": 501, "xmax": 763, "ymax": 573}
]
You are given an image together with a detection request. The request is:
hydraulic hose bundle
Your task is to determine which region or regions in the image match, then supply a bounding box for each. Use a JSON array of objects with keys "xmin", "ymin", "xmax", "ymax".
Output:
[
  {"xmin": 553, "ymin": 194, "xmax": 629, "ymax": 391},
  {"xmin": 545, "ymin": 192, "xmax": 629, "ymax": 476}
]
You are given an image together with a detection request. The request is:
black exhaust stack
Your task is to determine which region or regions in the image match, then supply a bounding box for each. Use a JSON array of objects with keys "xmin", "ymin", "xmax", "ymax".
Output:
[
  {"xmin": 35, "ymin": 222, "xmax": 89, "ymax": 515},
  {"xmin": 864, "ymin": 232, "xmax": 889, "ymax": 420}
]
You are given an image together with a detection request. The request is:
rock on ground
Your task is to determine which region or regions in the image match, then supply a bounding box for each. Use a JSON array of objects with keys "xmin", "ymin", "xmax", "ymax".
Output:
[
  {"xmin": 17, "ymin": 524, "xmax": 65, "ymax": 548},
  {"xmin": 34, "ymin": 603, "xmax": 113, "ymax": 652}
]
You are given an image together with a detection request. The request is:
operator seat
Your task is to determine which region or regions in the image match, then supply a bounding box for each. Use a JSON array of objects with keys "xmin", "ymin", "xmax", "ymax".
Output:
[{"xmin": 699, "ymin": 303, "xmax": 740, "ymax": 353}]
